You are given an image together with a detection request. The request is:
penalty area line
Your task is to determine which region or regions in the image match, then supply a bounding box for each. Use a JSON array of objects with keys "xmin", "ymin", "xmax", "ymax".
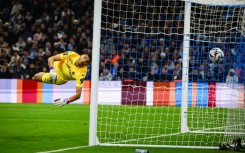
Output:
[{"xmin": 36, "ymin": 145, "xmax": 92, "ymax": 153}]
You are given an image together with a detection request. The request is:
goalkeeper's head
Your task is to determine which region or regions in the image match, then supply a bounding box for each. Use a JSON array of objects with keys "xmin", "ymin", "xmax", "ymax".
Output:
[{"xmin": 77, "ymin": 50, "xmax": 92, "ymax": 67}]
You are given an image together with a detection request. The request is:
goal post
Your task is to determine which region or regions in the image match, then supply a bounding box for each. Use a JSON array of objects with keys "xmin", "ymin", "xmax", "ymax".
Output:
[
  {"xmin": 89, "ymin": 0, "xmax": 102, "ymax": 146},
  {"xmin": 181, "ymin": 0, "xmax": 191, "ymax": 133},
  {"xmin": 90, "ymin": 0, "xmax": 245, "ymax": 148}
]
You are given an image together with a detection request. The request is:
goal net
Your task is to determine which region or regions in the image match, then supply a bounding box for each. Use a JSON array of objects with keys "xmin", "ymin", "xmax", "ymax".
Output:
[{"xmin": 91, "ymin": 0, "xmax": 245, "ymax": 148}]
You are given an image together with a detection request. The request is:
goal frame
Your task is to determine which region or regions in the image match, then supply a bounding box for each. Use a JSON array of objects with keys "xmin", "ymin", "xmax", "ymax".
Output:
[
  {"xmin": 88, "ymin": 0, "xmax": 192, "ymax": 146},
  {"xmin": 89, "ymin": 0, "xmax": 245, "ymax": 148},
  {"xmin": 89, "ymin": 0, "xmax": 101, "ymax": 146}
]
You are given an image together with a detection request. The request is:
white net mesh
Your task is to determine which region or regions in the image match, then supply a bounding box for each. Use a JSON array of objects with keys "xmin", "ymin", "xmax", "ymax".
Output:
[
  {"xmin": 189, "ymin": 0, "xmax": 245, "ymax": 5},
  {"xmin": 188, "ymin": 0, "xmax": 245, "ymax": 146},
  {"xmin": 96, "ymin": 0, "xmax": 245, "ymax": 148}
]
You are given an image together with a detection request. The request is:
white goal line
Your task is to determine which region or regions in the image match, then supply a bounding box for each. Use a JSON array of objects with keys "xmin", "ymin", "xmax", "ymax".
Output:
[{"xmin": 36, "ymin": 145, "xmax": 91, "ymax": 153}]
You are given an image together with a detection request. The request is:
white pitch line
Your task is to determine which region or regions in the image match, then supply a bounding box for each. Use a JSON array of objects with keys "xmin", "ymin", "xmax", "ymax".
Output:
[{"xmin": 36, "ymin": 145, "xmax": 91, "ymax": 153}]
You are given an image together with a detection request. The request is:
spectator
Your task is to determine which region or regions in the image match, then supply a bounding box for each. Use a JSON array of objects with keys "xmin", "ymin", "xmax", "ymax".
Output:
[
  {"xmin": 34, "ymin": 28, "xmax": 43, "ymax": 42},
  {"xmin": 13, "ymin": 66, "xmax": 22, "ymax": 79},
  {"xmin": 215, "ymin": 64, "xmax": 227, "ymax": 82},
  {"xmin": 111, "ymin": 50, "xmax": 120, "ymax": 64},
  {"xmin": 18, "ymin": 46, "xmax": 25, "ymax": 57},
  {"xmin": 147, "ymin": 69, "xmax": 159, "ymax": 81},
  {"xmin": 127, "ymin": 66, "xmax": 139, "ymax": 81},
  {"xmin": 0, "ymin": 37, "xmax": 5, "ymax": 48},
  {"xmin": 110, "ymin": 62, "xmax": 119, "ymax": 80},
  {"xmin": 159, "ymin": 38, "xmax": 165, "ymax": 47},
  {"xmin": 150, "ymin": 62, "xmax": 161, "ymax": 75},
  {"xmin": 27, "ymin": 63, "xmax": 38, "ymax": 79},
  {"xmin": 21, "ymin": 60, "xmax": 29, "ymax": 71},
  {"xmin": 226, "ymin": 69, "xmax": 239, "ymax": 83},
  {"xmin": 175, "ymin": 62, "xmax": 182, "ymax": 78},
  {"xmin": 166, "ymin": 60, "xmax": 175, "ymax": 72},
  {"xmin": 9, "ymin": 50, "xmax": 20, "ymax": 66},
  {"xmin": 159, "ymin": 67, "xmax": 173, "ymax": 82},
  {"xmin": 21, "ymin": 71, "xmax": 30, "ymax": 79},
  {"xmin": 2, "ymin": 42, "xmax": 11, "ymax": 55},
  {"xmin": 59, "ymin": 39, "xmax": 67, "ymax": 51},
  {"xmin": 29, "ymin": 43, "xmax": 38, "ymax": 59},
  {"xmin": 116, "ymin": 67, "xmax": 128, "ymax": 81},
  {"xmin": 25, "ymin": 11, "xmax": 33, "ymax": 27},
  {"xmin": 25, "ymin": 37, "xmax": 33, "ymax": 51},
  {"xmin": 53, "ymin": 42, "xmax": 64, "ymax": 53},
  {"xmin": 44, "ymin": 41, "xmax": 52, "ymax": 52},
  {"xmin": 0, "ymin": 50, "xmax": 11, "ymax": 64},
  {"xmin": 42, "ymin": 50, "xmax": 52, "ymax": 62},
  {"xmin": 11, "ymin": 1, "xmax": 22, "ymax": 16},
  {"xmin": 199, "ymin": 64, "xmax": 206, "ymax": 81},
  {"xmin": 15, "ymin": 36, "xmax": 26, "ymax": 49},
  {"xmin": 0, "ymin": 65, "xmax": 11, "ymax": 78},
  {"xmin": 22, "ymin": 50, "xmax": 31, "ymax": 63},
  {"xmin": 7, "ymin": 66, "xmax": 15, "ymax": 78},
  {"xmin": 99, "ymin": 68, "xmax": 112, "ymax": 81},
  {"xmin": 37, "ymin": 48, "xmax": 45, "ymax": 56},
  {"xmin": 173, "ymin": 69, "xmax": 180, "ymax": 81},
  {"xmin": 137, "ymin": 58, "xmax": 148, "ymax": 77},
  {"xmin": 189, "ymin": 69, "xmax": 202, "ymax": 82},
  {"xmin": 67, "ymin": 38, "xmax": 76, "ymax": 51}
]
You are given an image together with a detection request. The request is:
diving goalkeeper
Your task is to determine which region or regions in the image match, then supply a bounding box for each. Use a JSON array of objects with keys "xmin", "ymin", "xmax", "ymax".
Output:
[{"xmin": 33, "ymin": 51, "xmax": 92, "ymax": 106}]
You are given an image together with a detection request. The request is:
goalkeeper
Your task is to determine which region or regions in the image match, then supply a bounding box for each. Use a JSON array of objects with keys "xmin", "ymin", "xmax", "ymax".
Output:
[{"xmin": 33, "ymin": 51, "xmax": 92, "ymax": 106}]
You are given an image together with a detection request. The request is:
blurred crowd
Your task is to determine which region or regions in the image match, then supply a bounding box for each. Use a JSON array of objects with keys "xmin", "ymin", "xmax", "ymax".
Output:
[
  {"xmin": 0, "ymin": 0, "xmax": 244, "ymax": 83},
  {"xmin": 0, "ymin": 0, "xmax": 93, "ymax": 80},
  {"xmin": 98, "ymin": 0, "xmax": 243, "ymax": 83}
]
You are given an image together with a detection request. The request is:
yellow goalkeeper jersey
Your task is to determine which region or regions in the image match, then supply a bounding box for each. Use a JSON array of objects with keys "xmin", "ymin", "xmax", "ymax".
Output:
[{"xmin": 54, "ymin": 51, "xmax": 87, "ymax": 87}]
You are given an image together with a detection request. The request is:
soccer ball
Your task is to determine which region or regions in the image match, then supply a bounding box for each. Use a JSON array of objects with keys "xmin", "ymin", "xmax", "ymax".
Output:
[{"xmin": 209, "ymin": 48, "xmax": 224, "ymax": 62}]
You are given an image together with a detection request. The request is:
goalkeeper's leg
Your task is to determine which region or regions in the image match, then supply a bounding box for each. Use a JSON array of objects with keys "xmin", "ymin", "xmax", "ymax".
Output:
[
  {"xmin": 33, "ymin": 72, "xmax": 67, "ymax": 85},
  {"xmin": 33, "ymin": 72, "xmax": 46, "ymax": 82}
]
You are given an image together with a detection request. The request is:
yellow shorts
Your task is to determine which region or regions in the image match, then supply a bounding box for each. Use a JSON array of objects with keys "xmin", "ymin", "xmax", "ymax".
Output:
[{"xmin": 42, "ymin": 73, "xmax": 67, "ymax": 85}]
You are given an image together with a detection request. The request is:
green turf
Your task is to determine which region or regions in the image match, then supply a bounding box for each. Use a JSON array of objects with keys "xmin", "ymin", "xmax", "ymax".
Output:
[
  {"xmin": 0, "ymin": 103, "xmax": 241, "ymax": 153},
  {"xmin": 0, "ymin": 104, "xmax": 89, "ymax": 153},
  {"xmin": 97, "ymin": 105, "xmax": 230, "ymax": 146}
]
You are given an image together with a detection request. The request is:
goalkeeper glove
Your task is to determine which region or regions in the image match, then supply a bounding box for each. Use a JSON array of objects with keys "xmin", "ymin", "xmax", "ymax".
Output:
[
  {"xmin": 49, "ymin": 67, "xmax": 58, "ymax": 83},
  {"xmin": 54, "ymin": 98, "xmax": 71, "ymax": 107}
]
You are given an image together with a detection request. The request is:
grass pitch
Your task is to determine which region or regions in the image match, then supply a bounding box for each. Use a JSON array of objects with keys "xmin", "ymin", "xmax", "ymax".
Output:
[{"xmin": 0, "ymin": 103, "xmax": 239, "ymax": 153}]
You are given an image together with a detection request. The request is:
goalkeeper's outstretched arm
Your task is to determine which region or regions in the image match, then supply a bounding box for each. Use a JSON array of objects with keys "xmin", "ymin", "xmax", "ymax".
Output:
[
  {"xmin": 48, "ymin": 54, "xmax": 61, "ymax": 68},
  {"xmin": 67, "ymin": 86, "xmax": 82, "ymax": 102},
  {"xmin": 54, "ymin": 86, "xmax": 82, "ymax": 106}
]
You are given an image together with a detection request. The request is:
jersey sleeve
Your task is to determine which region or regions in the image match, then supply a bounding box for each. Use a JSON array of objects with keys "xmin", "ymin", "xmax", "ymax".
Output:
[
  {"xmin": 60, "ymin": 51, "xmax": 76, "ymax": 60},
  {"xmin": 75, "ymin": 69, "xmax": 87, "ymax": 87}
]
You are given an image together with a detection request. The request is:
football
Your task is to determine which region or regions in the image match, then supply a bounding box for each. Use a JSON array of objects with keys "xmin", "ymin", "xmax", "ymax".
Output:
[{"xmin": 209, "ymin": 47, "xmax": 224, "ymax": 62}]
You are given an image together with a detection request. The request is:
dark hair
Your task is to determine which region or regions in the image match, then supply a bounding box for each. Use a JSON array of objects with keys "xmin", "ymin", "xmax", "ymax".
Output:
[{"xmin": 83, "ymin": 50, "xmax": 92, "ymax": 63}]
